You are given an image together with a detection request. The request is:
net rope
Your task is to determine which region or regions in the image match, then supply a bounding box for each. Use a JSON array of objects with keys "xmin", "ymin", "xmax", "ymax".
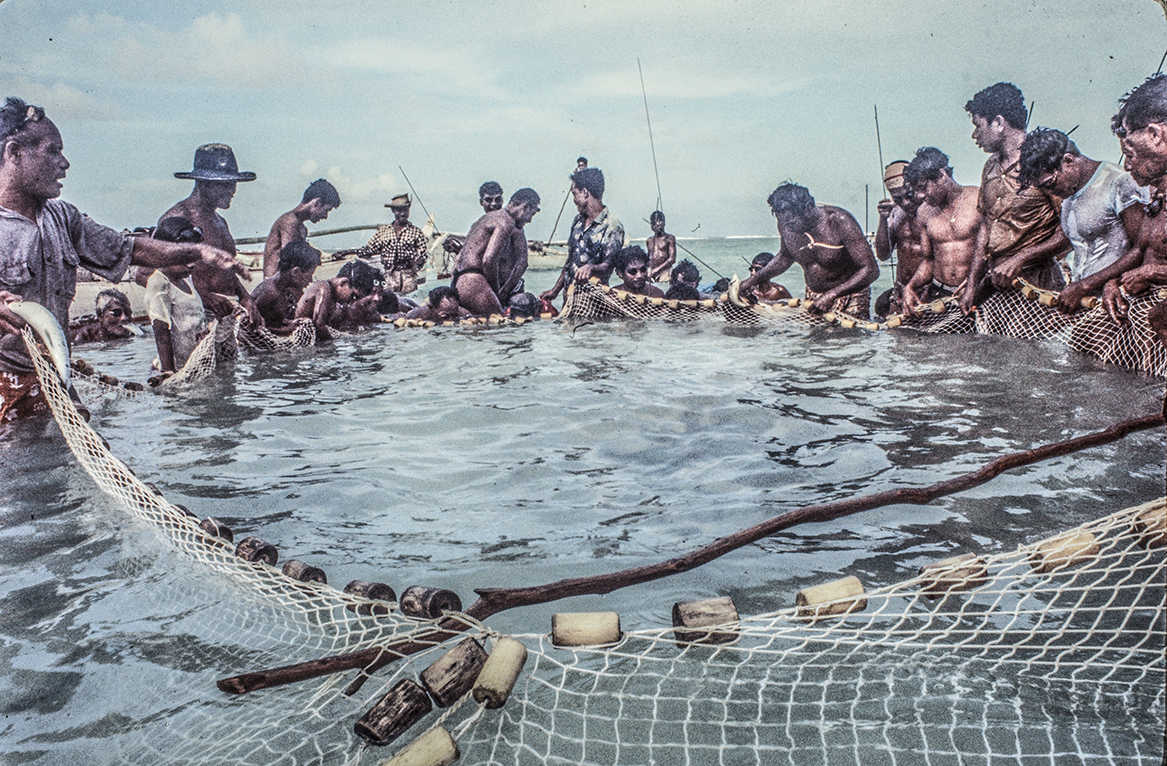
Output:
[
  {"xmin": 562, "ymin": 279, "xmax": 1167, "ymax": 378},
  {"xmin": 20, "ymin": 327, "xmax": 1166, "ymax": 765}
]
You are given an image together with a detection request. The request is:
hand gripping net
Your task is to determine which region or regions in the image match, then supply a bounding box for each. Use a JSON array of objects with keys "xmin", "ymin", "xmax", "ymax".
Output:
[{"xmin": 21, "ymin": 327, "xmax": 1166, "ymax": 765}]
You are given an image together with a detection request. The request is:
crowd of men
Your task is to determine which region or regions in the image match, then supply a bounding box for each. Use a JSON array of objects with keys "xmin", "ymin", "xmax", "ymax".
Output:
[{"xmin": 2, "ymin": 72, "xmax": 1167, "ymax": 421}]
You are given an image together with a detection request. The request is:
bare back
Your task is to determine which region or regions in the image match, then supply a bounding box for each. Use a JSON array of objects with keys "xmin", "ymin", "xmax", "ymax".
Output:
[
  {"xmin": 262, "ymin": 211, "xmax": 307, "ymax": 277},
  {"xmin": 160, "ymin": 196, "xmax": 240, "ymax": 295}
]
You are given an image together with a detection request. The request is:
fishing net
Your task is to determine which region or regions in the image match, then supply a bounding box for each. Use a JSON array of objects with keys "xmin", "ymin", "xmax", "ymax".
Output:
[
  {"xmin": 563, "ymin": 279, "xmax": 1167, "ymax": 378},
  {"xmin": 235, "ymin": 314, "xmax": 318, "ymax": 353},
  {"xmin": 21, "ymin": 326, "xmax": 1166, "ymax": 765}
]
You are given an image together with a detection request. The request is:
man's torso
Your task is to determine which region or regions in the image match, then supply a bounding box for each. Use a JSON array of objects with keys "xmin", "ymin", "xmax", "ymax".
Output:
[{"xmin": 1062, "ymin": 162, "xmax": 1146, "ymax": 281}]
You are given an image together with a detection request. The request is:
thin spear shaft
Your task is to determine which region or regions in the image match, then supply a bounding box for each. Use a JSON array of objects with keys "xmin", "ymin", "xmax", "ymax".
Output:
[
  {"xmin": 638, "ymin": 57, "xmax": 663, "ymax": 211},
  {"xmin": 216, "ymin": 410, "xmax": 1162, "ymax": 697},
  {"xmin": 546, "ymin": 189, "xmax": 571, "ymax": 246},
  {"xmin": 397, "ymin": 166, "xmax": 435, "ymax": 229}
]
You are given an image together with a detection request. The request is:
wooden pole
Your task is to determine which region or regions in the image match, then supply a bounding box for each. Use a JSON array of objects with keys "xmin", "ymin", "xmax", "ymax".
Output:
[
  {"xmin": 216, "ymin": 410, "xmax": 1163, "ymax": 696},
  {"xmin": 398, "ymin": 166, "xmax": 436, "ymax": 230}
]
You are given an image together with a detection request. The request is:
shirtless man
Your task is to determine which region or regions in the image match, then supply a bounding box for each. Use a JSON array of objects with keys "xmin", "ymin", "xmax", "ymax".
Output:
[
  {"xmin": 251, "ymin": 241, "xmax": 321, "ymax": 332},
  {"xmin": 159, "ymin": 143, "xmax": 259, "ymax": 323},
  {"xmin": 1102, "ymin": 74, "xmax": 1167, "ymax": 323},
  {"xmin": 873, "ymin": 160, "xmax": 932, "ymax": 317},
  {"xmin": 1018, "ymin": 127, "xmax": 1147, "ymax": 312},
  {"xmin": 451, "ymin": 188, "xmax": 540, "ymax": 316},
  {"xmin": 742, "ymin": 253, "xmax": 792, "ymax": 302},
  {"xmin": 645, "ymin": 210, "xmax": 676, "ymax": 282},
  {"xmin": 294, "ymin": 273, "xmax": 355, "ymax": 341},
  {"xmin": 261, "ymin": 179, "xmax": 340, "ymax": 277},
  {"xmin": 737, "ymin": 183, "xmax": 878, "ymax": 318},
  {"xmin": 960, "ymin": 83, "xmax": 1069, "ymax": 315},
  {"xmin": 442, "ymin": 181, "xmax": 504, "ymax": 258},
  {"xmin": 900, "ymin": 147, "xmax": 983, "ymax": 314},
  {"xmin": 404, "ymin": 286, "xmax": 471, "ymax": 323},
  {"xmin": 613, "ymin": 246, "xmax": 665, "ymax": 297}
]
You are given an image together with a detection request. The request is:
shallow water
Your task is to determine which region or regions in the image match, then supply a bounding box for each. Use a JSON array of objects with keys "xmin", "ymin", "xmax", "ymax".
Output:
[{"xmin": 0, "ymin": 238, "xmax": 1163, "ymax": 764}]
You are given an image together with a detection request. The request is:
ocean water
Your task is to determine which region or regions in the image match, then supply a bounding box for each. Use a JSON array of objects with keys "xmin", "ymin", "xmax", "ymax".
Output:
[{"xmin": 0, "ymin": 237, "xmax": 1163, "ymax": 764}]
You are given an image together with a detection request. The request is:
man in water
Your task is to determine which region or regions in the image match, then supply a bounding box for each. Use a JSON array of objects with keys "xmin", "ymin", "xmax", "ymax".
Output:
[
  {"xmin": 1102, "ymin": 74, "xmax": 1167, "ymax": 323},
  {"xmin": 738, "ymin": 182, "xmax": 878, "ymax": 318},
  {"xmin": 0, "ymin": 97, "xmax": 241, "ymax": 420},
  {"xmin": 251, "ymin": 241, "xmax": 321, "ymax": 333},
  {"xmin": 741, "ymin": 253, "xmax": 792, "ymax": 302},
  {"xmin": 339, "ymin": 193, "xmax": 429, "ymax": 295},
  {"xmin": 960, "ymin": 82, "xmax": 1069, "ymax": 314},
  {"xmin": 664, "ymin": 259, "xmax": 701, "ymax": 300},
  {"xmin": 900, "ymin": 147, "xmax": 983, "ymax": 313},
  {"xmin": 70, "ymin": 289, "xmax": 135, "ymax": 344},
  {"xmin": 539, "ymin": 167, "xmax": 625, "ymax": 303},
  {"xmin": 576, "ymin": 156, "xmax": 588, "ymax": 172},
  {"xmin": 442, "ymin": 181, "xmax": 505, "ymax": 258},
  {"xmin": 613, "ymin": 246, "xmax": 665, "ymax": 298},
  {"xmin": 873, "ymin": 160, "xmax": 931, "ymax": 317},
  {"xmin": 646, "ymin": 210, "xmax": 676, "ymax": 282},
  {"xmin": 294, "ymin": 272, "xmax": 355, "ymax": 341},
  {"xmin": 1018, "ymin": 127, "xmax": 1147, "ymax": 312},
  {"xmin": 404, "ymin": 286, "xmax": 470, "ymax": 322},
  {"xmin": 451, "ymin": 188, "xmax": 540, "ymax": 316},
  {"xmin": 261, "ymin": 178, "xmax": 340, "ymax": 277}
]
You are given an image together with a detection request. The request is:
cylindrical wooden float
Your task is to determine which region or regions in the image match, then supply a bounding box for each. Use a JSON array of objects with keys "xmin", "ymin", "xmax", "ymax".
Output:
[
  {"xmin": 551, "ymin": 611, "xmax": 622, "ymax": 647},
  {"xmin": 199, "ymin": 517, "xmax": 234, "ymax": 543},
  {"xmin": 472, "ymin": 637, "xmax": 528, "ymax": 709},
  {"xmin": 281, "ymin": 559, "xmax": 327, "ymax": 584},
  {"xmin": 345, "ymin": 580, "xmax": 396, "ymax": 615},
  {"xmin": 918, "ymin": 553, "xmax": 989, "ymax": 598},
  {"xmin": 234, "ymin": 536, "xmax": 278, "ymax": 566},
  {"xmin": 419, "ymin": 637, "xmax": 488, "ymax": 708},
  {"xmin": 1029, "ymin": 531, "xmax": 1100, "ymax": 574},
  {"xmin": 354, "ymin": 678, "xmax": 433, "ymax": 747},
  {"xmin": 378, "ymin": 725, "xmax": 459, "ymax": 766},
  {"xmin": 399, "ymin": 587, "xmax": 462, "ymax": 620},
  {"xmin": 671, "ymin": 596, "xmax": 739, "ymax": 644},
  {"xmin": 795, "ymin": 576, "xmax": 866, "ymax": 620}
]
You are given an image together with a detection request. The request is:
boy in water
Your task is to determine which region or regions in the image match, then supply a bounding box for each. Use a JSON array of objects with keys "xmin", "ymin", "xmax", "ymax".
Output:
[
  {"xmin": 251, "ymin": 241, "xmax": 321, "ymax": 333},
  {"xmin": 295, "ymin": 271, "xmax": 356, "ymax": 341},
  {"xmin": 613, "ymin": 246, "xmax": 665, "ymax": 297},
  {"xmin": 145, "ymin": 218, "xmax": 209, "ymax": 377},
  {"xmin": 646, "ymin": 210, "xmax": 676, "ymax": 282},
  {"xmin": 333, "ymin": 259, "xmax": 394, "ymax": 329},
  {"xmin": 70, "ymin": 289, "xmax": 135, "ymax": 343},
  {"xmin": 741, "ymin": 253, "xmax": 792, "ymax": 302},
  {"xmin": 404, "ymin": 286, "xmax": 471, "ymax": 322}
]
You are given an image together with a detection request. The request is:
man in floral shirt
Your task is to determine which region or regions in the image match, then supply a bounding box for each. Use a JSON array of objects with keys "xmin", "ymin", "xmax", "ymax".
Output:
[{"xmin": 540, "ymin": 167, "xmax": 625, "ymax": 303}]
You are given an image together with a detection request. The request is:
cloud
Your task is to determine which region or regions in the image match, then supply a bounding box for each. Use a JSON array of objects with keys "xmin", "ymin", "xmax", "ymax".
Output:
[
  {"xmin": 317, "ymin": 165, "xmax": 398, "ymax": 204},
  {"xmin": 5, "ymin": 79, "xmax": 121, "ymax": 121}
]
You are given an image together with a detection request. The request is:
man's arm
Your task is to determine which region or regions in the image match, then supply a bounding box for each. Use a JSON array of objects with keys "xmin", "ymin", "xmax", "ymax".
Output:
[
  {"xmin": 873, "ymin": 201, "xmax": 899, "ymax": 262},
  {"xmin": 540, "ymin": 269, "xmax": 567, "ymax": 301},
  {"xmin": 960, "ymin": 217, "xmax": 990, "ymax": 315},
  {"xmin": 740, "ymin": 247, "xmax": 794, "ymax": 293},
  {"xmin": 412, "ymin": 228, "xmax": 430, "ymax": 271},
  {"xmin": 902, "ymin": 231, "xmax": 934, "ymax": 314},
  {"xmin": 152, "ymin": 319, "xmax": 177, "ymax": 373},
  {"xmin": 130, "ymin": 238, "xmax": 245, "ymax": 278},
  {"xmin": 479, "ymin": 221, "xmax": 509, "ymax": 291},
  {"xmin": 498, "ymin": 230, "xmax": 528, "ymax": 299}
]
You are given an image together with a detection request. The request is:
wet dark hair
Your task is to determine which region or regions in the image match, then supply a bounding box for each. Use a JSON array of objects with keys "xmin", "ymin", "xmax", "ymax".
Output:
[
  {"xmin": 767, "ymin": 183, "xmax": 815, "ymax": 217},
  {"xmin": 964, "ymin": 82, "xmax": 1027, "ymax": 131},
  {"xmin": 302, "ymin": 178, "xmax": 340, "ymax": 207},
  {"xmin": 509, "ymin": 187, "xmax": 540, "ymax": 208},
  {"xmin": 278, "ymin": 240, "xmax": 323, "ymax": 274},
  {"xmin": 0, "ymin": 96, "xmax": 45, "ymax": 154},
  {"xmin": 479, "ymin": 181, "xmax": 503, "ymax": 198},
  {"xmin": 671, "ymin": 259, "xmax": 700, "ymax": 285},
  {"xmin": 903, "ymin": 147, "xmax": 953, "ymax": 187},
  {"xmin": 650, "ymin": 210, "xmax": 665, "ymax": 223},
  {"xmin": 428, "ymin": 285, "xmax": 460, "ymax": 308},
  {"xmin": 664, "ymin": 283, "xmax": 700, "ymax": 300},
  {"xmin": 614, "ymin": 245, "xmax": 649, "ymax": 274},
  {"xmin": 338, "ymin": 258, "xmax": 383, "ymax": 296},
  {"xmin": 153, "ymin": 216, "xmax": 203, "ymax": 243},
  {"xmin": 507, "ymin": 291, "xmax": 540, "ymax": 317},
  {"xmin": 1112, "ymin": 74, "xmax": 1167, "ymax": 137},
  {"xmin": 570, "ymin": 167, "xmax": 604, "ymax": 200},
  {"xmin": 376, "ymin": 290, "xmax": 400, "ymax": 314},
  {"xmin": 95, "ymin": 288, "xmax": 131, "ymax": 314},
  {"xmin": 751, "ymin": 252, "xmax": 774, "ymax": 268},
  {"xmin": 576, "ymin": 156, "xmax": 587, "ymax": 165},
  {"xmin": 1018, "ymin": 128, "xmax": 1079, "ymax": 187}
]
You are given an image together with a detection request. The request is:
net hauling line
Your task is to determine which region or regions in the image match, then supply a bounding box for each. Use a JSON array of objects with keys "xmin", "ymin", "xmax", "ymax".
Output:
[{"xmin": 215, "ymin": 407, "xmax": 1165, "ymax": 697}]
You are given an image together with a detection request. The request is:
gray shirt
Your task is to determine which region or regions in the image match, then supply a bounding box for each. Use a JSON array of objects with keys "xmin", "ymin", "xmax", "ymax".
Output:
[
  {"xmin": 0, "ymin": 199, "xmax": 133, "ymax": 372},
  {"xmin": 1060, "ymin": 162, "xmax": 1147, "ymax": 283}
]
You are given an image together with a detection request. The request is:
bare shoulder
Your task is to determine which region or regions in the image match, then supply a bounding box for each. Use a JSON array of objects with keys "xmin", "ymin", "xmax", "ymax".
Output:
[
  {"xmin": 957, "ymin": 185, "xmax": 981, "ymax": 207},
  {"xmin": 158, "ymin": 198, "xmax": 192, "ymax": 225},
  {"xmin": 822, "ymin": 205, "xmax": 862, "ymax": 235}
]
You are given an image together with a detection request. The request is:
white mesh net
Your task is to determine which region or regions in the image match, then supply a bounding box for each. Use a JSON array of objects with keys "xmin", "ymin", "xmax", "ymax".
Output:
[{"xmin": 20, "ymin": 324, "xmax": 1166, "ymax": 765}]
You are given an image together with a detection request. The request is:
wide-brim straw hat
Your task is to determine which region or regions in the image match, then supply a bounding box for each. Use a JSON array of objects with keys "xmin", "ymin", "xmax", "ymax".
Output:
[
  {"xmin": 384, "ymin": 193, "xmax": 411, "ymax": 208},
  {"xmin": 174, "ymin": 143, "xmax": 256, "ymax": 182}
]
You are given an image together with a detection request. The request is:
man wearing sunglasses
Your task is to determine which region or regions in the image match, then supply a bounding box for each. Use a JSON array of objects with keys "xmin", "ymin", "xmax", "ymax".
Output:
[
  {"xmin": 1102, "ymin": 74, "xmax": 1167, "ymax": 323},
  {"xmin": 1018, "ymin": 128, "xmax": 1147, "ymax": 313}
]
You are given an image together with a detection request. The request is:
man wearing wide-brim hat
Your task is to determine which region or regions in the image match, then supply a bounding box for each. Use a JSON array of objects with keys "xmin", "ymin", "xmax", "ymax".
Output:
[
  {"xmin": 155, "ymin": 143, "xmax": 261, "ymax": 325},
  {"xmin": 337, "ymin": 193, "xmax": 429, "ymax": 294}
]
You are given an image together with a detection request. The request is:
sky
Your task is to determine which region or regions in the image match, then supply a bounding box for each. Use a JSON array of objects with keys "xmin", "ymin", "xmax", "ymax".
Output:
[{"xmin": 1, "ymin": 0, "xmax": 1164, "ymax": 242}]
